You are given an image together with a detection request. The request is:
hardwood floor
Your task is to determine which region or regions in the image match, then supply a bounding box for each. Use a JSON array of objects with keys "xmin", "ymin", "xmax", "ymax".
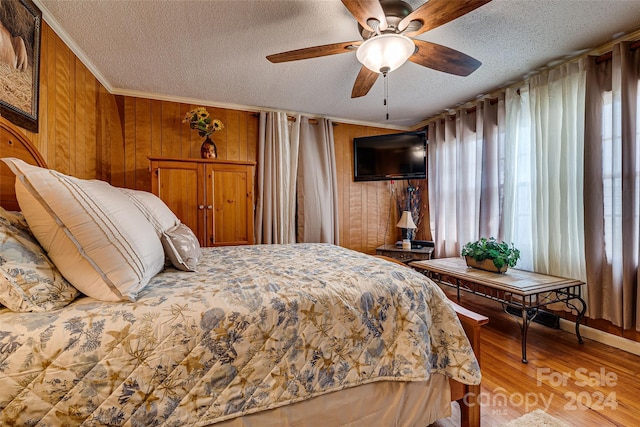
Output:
[{"xmin": 436, "ymin": 285, "xmax": 640, "ymax": 427}]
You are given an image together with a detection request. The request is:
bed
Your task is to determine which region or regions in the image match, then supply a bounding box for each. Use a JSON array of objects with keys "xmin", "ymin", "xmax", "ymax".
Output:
[{"xmin": 0, "ymin": 118, "xmax": 486, "ymax": 427}]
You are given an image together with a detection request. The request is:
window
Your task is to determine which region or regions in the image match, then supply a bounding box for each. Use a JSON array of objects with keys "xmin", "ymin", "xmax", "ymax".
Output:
[{"xmin": 600, "ymin": 86, "xmax": 640, "ymax": 263}]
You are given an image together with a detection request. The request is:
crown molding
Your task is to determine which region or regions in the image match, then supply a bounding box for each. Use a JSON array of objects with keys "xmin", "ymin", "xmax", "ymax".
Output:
[
  {"xmin": 113, "ymin": 88, "xmax": 409, "ymax": 131},
  {"xmin": 34, "ymin": 0, "xmax": 407, "ymax": 132},
  {"xmin": 34, "ymin": 0, "xmax": 114, "ymax": 92}
]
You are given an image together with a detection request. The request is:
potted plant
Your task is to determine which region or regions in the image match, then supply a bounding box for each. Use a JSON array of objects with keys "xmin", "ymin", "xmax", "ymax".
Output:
[{"xmin": 461, "ymin": 237, "xmax": 520, "ymax": 273}]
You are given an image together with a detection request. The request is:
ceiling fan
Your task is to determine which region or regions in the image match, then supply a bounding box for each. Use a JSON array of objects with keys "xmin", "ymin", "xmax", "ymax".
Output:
[{"xmin": 267, "ymin": 0, "xmax": 491, "ymax": 98}]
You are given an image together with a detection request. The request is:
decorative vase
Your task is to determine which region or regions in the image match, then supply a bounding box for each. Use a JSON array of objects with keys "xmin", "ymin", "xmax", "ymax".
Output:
[
  {"xmin": 465, "ymin": 256, "xmax": 508, "ymax": 273},
  {"xmin": 200, "ymin": 136, "xmax": 217, "ymax": 159}
]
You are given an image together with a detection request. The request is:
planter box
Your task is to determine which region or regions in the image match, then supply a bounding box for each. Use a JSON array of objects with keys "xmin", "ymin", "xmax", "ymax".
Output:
[{"xmin": 464, "ymin": 256, "xmax": 508, "ymax": 273}]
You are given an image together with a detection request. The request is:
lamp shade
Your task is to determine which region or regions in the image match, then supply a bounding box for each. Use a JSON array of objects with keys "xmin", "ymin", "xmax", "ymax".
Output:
[
  {"xmin": 396, "ymin": 211, "xmax": 417, "ymax": 229},
  {"xmin": 356, "ymin": 34, "xmax": 415, "ymax": 74}
]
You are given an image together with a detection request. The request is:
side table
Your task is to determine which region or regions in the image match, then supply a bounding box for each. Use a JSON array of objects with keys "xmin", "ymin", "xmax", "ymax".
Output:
[{"xmin": 375, "ymin": 244, "xmax": 434, "ymax": 263}]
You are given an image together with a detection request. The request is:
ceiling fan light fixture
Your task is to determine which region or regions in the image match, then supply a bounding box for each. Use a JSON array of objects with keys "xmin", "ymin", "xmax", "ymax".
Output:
[{"xmin": 356, "ymin": 33, "xmax": 415, "ymax": 74}]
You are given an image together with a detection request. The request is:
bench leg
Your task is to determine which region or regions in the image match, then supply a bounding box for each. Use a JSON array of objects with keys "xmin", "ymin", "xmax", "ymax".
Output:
[
  {"xmin": 566, "ymin": 295, "xmax": 587, "ymax": 344},
  {"xmin": 520, "ymin": 307, "xmax": 529, "ymax": 363}
]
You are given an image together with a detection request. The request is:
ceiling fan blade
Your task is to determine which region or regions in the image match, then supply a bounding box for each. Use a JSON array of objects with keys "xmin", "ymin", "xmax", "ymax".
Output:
[
  {"xmin": 409, "ymin": 39, "xmax": 481, "ymax": 76},
  {"xmin": 351, "ymin": 66, "xmax": 379, "ymax": 98},
  {"xmin": 399, "ymin": 0, "xmax": 491, "ymax": 37},
  {"xmin": 267, "ymin": 41, "xmax": 361, "ymax": 63},
  {"xmin": 341, "ymin": 0, "xmax": 388, "ymax": 32}
]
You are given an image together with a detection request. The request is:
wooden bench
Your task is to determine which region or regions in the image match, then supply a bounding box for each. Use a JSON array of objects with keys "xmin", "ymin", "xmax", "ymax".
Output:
[{"xmin": 411, "ymin": 257, "xmax": 586, "ymax": 363}]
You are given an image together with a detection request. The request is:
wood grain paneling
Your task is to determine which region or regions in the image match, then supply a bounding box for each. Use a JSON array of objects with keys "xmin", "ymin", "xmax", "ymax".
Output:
[
  {"xmin": 332, "ymin": 123, "xmax": 431, "ymax": 254},
  {"xmin": 0, "ymin": 23, "xmax": 110, "ymax": 181},
  {"xmin": 114, "ymin": 98, "xmax": 259, "ymax": 192}
]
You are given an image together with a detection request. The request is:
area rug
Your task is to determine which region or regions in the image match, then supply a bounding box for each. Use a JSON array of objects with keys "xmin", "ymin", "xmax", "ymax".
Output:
[{"xmin": 503, "ymin": 409, "xmax": 572, "ymax": 427}]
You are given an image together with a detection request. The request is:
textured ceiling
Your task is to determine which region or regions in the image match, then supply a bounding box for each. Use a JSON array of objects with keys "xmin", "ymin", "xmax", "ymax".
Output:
[{"xmin": 37, "ymin": 0, "xmax": 640, "ymax": 129}]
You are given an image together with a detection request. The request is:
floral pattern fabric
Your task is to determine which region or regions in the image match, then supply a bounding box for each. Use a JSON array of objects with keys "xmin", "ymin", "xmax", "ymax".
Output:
[
  {"xmin": 0, "ymin": 243, "xmax": 480, "ymax": 426},
  {"xmin": 0, "ymin": 207, "xmax": 79, "ymax": 312}
]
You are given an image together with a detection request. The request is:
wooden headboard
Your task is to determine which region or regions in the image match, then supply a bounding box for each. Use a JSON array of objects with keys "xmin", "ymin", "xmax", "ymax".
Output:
[{"xmin": 0, "ymin": 118, "xmax": 47, "ymax": 210}]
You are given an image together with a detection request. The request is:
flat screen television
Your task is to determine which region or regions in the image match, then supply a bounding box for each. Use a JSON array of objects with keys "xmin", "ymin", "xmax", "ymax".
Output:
[{"xmin": 353, "ymin": 130, "xmax": 427, "ymax": 181}]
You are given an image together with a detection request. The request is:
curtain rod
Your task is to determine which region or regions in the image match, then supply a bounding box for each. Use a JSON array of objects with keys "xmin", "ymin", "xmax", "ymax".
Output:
[
  {"xmin": 287, "ymin": 116, "xmax": 318, "ymax": 124},
  {"xmin": 250, "ymin": 112, "xmax": 338, "ymax": 126},
  {"xmin": 595, "ymin": 39, "xmax": 640, "ymax": 64},
  {"xmin": 494, "ymin": 28, "xmax": 640, "ymax": 95},
  {"xmin": 416, "ymin": 27, "xmax": 640, "ymax": 128}
]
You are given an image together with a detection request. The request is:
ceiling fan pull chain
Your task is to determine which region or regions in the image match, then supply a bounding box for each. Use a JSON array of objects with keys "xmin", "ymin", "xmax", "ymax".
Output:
[{"xmin": 383, "ymin": 70, "xmax": 389, "ymax": 120}]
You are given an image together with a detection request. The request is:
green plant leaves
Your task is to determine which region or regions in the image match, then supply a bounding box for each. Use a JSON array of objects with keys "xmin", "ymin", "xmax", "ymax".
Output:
[{"xmin": 461, "ymin": 237, "xmax": 520, "ymax": 268}]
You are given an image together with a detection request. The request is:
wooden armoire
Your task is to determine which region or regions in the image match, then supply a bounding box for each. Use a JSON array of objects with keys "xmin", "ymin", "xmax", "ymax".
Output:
[{"xmin": 149, "ymin": 157, "xmax": 255, "ymax": 247}]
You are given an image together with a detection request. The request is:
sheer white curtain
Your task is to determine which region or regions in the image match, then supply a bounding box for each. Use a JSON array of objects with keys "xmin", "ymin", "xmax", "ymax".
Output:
[
  {"xmin": 428, "ymin": 98, "xmax": 504, "ymax": 258},
  {"xmin": 479, "ymin": 97, "xmax": 506, "ymax": 238},
  {"xmin": 296, "ymin": 117, "xmax": 340, "ymax": 244},
  {"xmin": 503, "ymin": 61, "xmax": 587, "ymax": 283},
  {"xmin": 255, "ymin": 111, "xmax": 300, "ymax": 244},
  {"xmin": 584, "ymin": 42, "xmax": 640, "ymax": 329},
  {"xmin": 503, "ymin": 87, "xmax": 535, "ymax": 269}
]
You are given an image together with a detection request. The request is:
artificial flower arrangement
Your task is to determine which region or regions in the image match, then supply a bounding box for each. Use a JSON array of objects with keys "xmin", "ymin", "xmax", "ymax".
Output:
[{"xmin": 183, "ymin": 107, "xmax": 224, "ymax": 138}]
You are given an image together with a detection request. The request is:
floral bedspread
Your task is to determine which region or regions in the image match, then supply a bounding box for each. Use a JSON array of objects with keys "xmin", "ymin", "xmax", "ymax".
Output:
[{"xmin": 0, "ymin": 243, "xmax": 480, "ymax": 426}]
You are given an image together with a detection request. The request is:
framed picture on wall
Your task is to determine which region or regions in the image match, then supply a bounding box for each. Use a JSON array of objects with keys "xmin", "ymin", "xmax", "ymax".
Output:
[{"xmin": 0, "ymin": 0, "xmax": 41, "ymax": 133}]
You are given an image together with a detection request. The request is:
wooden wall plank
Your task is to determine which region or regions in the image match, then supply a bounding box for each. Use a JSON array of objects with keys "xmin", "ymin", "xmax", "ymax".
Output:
[
  {"xmin": 74, "ymin": 58, "xmax": 86, "ymax": 178},
  {"xmin": 109, "ymin": 96, "xmax": 126, "ymax": 187},
  {"xmin": 54, "ymin": 35, "xmax": 71, "ymax": 174},
  {"xmin": 161, "ymin": 101, "xmax": 182, "ymax": 158},
  {"xmin": 123, "ymin": 97, "xmax": 136, "ymax": 187},
  {"xmin": 96, "ymin": 86, "xmax": 112, "ymax": 182},
  {"xmin": 226, "ymin": 110, "xmax": 240, "ymax": 160},
  {"xmin": 134, "ymin": 98, "xmax": 152, "ymax": 190},
  {"xmin": 85, "ymin": 67, "xmax": 97, "ymax": 179},
  {"xmin": 151, "ymin": 100, "xmax": 163, "ymax": 158}
]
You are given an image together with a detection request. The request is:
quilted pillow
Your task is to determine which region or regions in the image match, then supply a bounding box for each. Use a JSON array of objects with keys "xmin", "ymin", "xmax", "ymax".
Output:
[
  {"xmin": 161, "ymin": 223, "xmax": 202, "ymax": 271},
  {"xmin": 118, "ymin": 188, "xmax": 179, "ymax": 236},
  {"xmin": 3, "ymin": 158, "xmax": 165, "ymax": 302},
  {"xmin": 0, "ymin": 206, "xmax": 79, "ymax": 311}
]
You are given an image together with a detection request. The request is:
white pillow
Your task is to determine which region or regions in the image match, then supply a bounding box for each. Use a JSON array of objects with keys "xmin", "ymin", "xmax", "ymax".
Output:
[
  {"xmin": 3, "ymin": 158, "xmax": 165, "ymax": 302},
  {"xmin": 118, "ymin": 188, "xmax": 179, "ymax": 236}
]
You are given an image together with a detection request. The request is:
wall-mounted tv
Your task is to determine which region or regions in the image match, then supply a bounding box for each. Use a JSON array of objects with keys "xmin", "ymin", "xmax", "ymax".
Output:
[{"xmin": 353, "ymin": 130, "xmax": 427, "ymax": 182}]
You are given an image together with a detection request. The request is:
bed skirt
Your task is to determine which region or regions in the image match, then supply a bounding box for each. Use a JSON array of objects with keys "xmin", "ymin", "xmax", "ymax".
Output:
[{"xmin": 212, "ymin": 375, "xmax": 451, "ymax": 427}]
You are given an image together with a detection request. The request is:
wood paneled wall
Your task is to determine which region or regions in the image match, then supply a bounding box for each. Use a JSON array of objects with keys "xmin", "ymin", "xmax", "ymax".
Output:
[
  {"xmin": 333, "ymin": 123, "xmax": 431, "ymax": 254},
  {"xmin": 4, "ymin": 23, "xmax": 112, "ymax": 179},
  {"xmin": 109, "ymin": 97, "xmax": 259, "ymax": 192}
]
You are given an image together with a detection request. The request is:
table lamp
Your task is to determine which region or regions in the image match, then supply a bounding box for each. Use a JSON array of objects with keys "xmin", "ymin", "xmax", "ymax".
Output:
[{"xmin": 396, "ymin": 211, "xmax": 417, "ymax": 250}]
